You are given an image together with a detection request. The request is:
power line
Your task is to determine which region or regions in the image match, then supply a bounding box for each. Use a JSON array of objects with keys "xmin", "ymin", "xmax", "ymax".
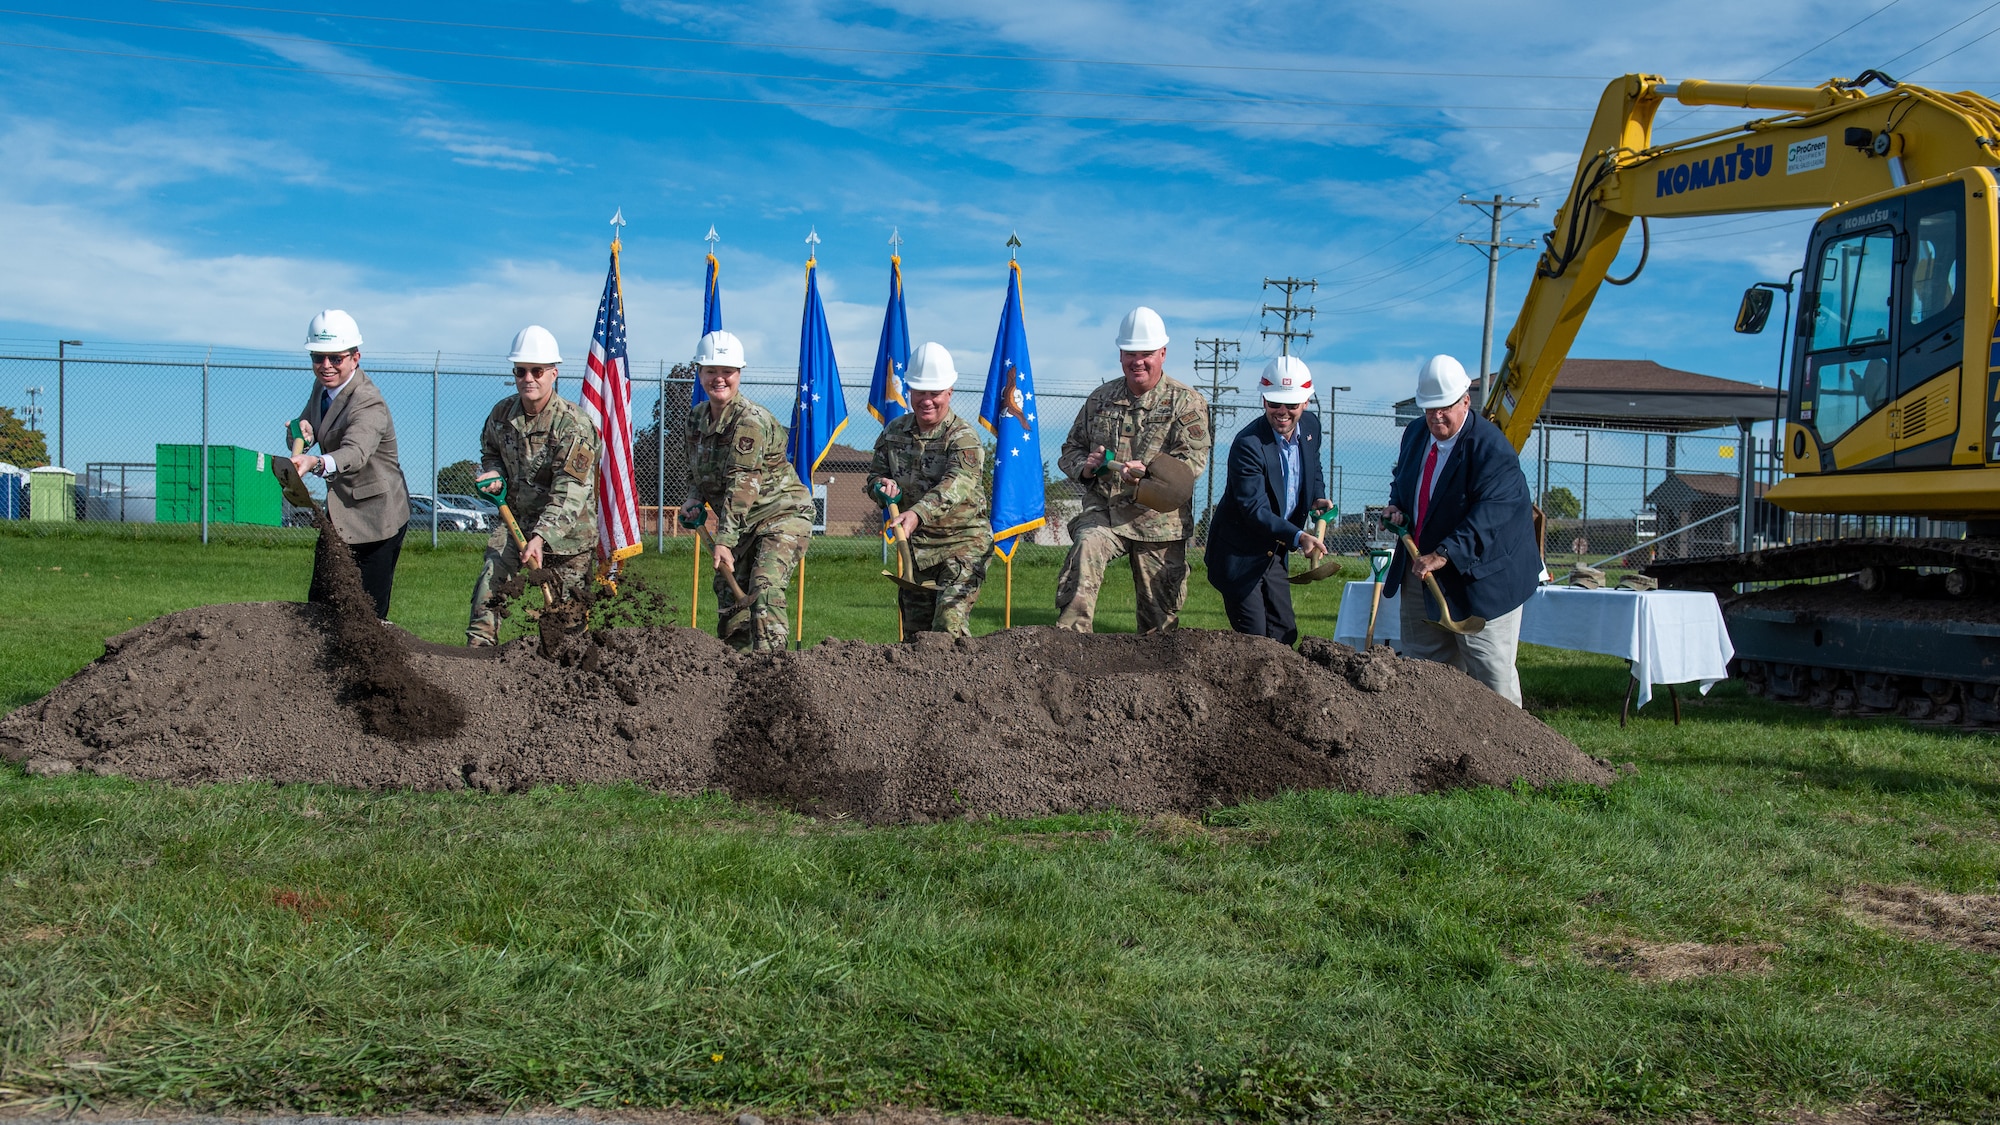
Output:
[
  {"xmin": 0, "ymin": 8, "xmax": 1603, "ymax": 114},
  {"xmin": 1654, "ymin": 0, "xmax": 1906, "ymax": 131},
  {"xmin": 1877, "ymin": 0, "xmax": 2000, "ymax": 69},
  {"xmin": 1904, "ymin": 19, "xmax": 2000, "ymax": 77},
  {"xmin": 0, "ymin": 39, "xmax": 1595, "ymax": 130},
  {"xmin": 1755, "ymin": 0, "xmax": 1906, "ymax": 82},
  {"xmin": 140, "ymin": 0, "xmax": 1622, "ymax": 81},
  {"xmin": 1322, "ymin": 257, "xmax": 1491, "ymax": 315},
  {"xmin": 1651, "ymin": 217, "xmax": 1809, "ymax": 243}
]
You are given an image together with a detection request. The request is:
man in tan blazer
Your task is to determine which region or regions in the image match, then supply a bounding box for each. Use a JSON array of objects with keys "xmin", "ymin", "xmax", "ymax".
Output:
[{"xmin": 289, "ymin": 309, "xmax": 411, "ymax": 620}]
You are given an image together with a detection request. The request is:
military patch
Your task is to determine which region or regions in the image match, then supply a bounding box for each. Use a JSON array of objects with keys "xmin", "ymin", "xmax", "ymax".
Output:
[
  {"xmin": 736, "ymin": 435, "xmax": 756, "ymax": 454},
  {"xmin": 562, "ymin": 441, "xmax": 594, "ymax": 482},
  {"xmin": 957, "ymin": 448, "xmax": 979, "ymax": 468}
]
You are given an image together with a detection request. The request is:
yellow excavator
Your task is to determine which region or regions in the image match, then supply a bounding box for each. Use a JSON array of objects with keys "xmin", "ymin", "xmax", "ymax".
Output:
[{"xmin": 1482, "ymin": 70, "xmax": 2000, "ymax": 723}]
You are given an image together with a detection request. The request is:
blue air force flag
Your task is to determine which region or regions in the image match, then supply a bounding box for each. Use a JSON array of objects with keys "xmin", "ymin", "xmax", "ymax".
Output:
[
  {"xmin": 978, "ymin": 260, "xmax": 1046, "ymax": 557},
  {"xmin": 691, "ymin": 249, "xmax": 722, "ymax": 408},
  {"xmin": 786, "ymin": 257, "xmax": 849, "ymax": 485},
  {"xmin": 866, "ymin": 255, "xmax": 910, "ymax": 425}
]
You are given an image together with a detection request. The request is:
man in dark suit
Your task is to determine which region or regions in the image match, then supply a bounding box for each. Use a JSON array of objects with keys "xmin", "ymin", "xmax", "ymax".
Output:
[
  {"xmin": 290, "ymin": 309, "xmax": 411, "ymax": 621},
  {"xmin": 1204, "ymin": 356, "xmax": 1331, "ymax": 644},
  {"xmin": 1383, "ymin": 354, "xmax": 1540, "ymax": 705}
]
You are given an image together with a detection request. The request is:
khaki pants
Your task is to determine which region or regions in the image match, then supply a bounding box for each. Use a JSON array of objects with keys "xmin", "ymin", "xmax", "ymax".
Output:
[
  {"xmin": 1397, "ymin": 590, "xmax": 1523, "ymax": 706},
  {"xmin": 1054, "ymin": 508, "xmax": 1189, "ymax": 634}
]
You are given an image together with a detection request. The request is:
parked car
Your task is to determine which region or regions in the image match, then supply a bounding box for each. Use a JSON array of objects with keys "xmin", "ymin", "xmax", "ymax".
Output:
[
  {"xmin": 409, "ymin": 494, "xmax": 489, "ymax": 532},
  {"xmin": 439, "ymin": 491, "xmax": 500, "ymax": 521}
]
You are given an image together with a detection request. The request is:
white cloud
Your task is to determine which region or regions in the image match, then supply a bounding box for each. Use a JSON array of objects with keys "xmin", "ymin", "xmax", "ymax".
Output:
[{"xmin": 407, "ymin": 118, "xmax": 565, "ymax": 171}]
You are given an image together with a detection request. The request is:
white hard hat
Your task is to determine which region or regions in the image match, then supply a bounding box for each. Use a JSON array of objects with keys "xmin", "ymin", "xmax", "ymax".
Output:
[
  {"xmin": 304, "ymin": 309, "xmax": 362, "ymax": 353},
  {"xmin": 694, "ymin": 329, "xmax": 745, "ymax": 370},
  {"xmin": 1415, "ymin": 354, "xmax": 1471, "ymax": 409},
  {"xmin": 903, "ymin": 341, "xmax": 958, "ymax": 392},
  {"xmin": 508, "ymin": 325, "xmax": 562, "ymax": 365},
  {"xmin": 1115, "ymin": 306, "xmax": 1169, "ymax": 352},
  {"xmin": 1258, "ymin": 356, "xmax": 1314, "ymax": 404}
]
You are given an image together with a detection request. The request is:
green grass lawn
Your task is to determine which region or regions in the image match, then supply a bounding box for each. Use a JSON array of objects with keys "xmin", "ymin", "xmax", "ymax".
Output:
[{"xmin": 1, "ymin": 524, "xmax": 1996, "ymax": 1123}]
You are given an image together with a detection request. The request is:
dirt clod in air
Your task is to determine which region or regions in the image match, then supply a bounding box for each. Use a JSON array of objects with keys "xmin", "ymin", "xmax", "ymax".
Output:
[
  {"xmin": 1583, "ymin": 938, "xmax": 1783, "ymax": 982},
  {"xmin": 1844, "ymin": 884, "xmax": 2000, "ymax": 954},
  {"xmin": 1, "ymin": 598, "xmax": 1613, "ymax": 821},
  {"xmin": 313, "ymin": 511, "xmax": 466, "ymax": 741}
]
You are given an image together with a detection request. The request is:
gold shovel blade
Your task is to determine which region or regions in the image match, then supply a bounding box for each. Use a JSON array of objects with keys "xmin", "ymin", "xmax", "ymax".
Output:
[
  {"xmin": 269, "ymin": 454, "xmax": 318, "ymax": 510},
  {"xmin": 1287, "ymin": 558, "xmax": 1345, "ymax": 585},
  {"xmin": 881, "ymin": 569, "xmax": 939, "ymax": 593}
]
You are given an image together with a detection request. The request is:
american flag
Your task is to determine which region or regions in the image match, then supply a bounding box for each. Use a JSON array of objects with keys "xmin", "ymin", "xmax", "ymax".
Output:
[{"xmin": 582, "ymin": 238, "xmax": 644, "ymax": 567}]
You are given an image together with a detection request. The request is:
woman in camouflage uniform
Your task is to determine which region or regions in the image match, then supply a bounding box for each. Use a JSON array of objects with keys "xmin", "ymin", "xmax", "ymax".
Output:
[
  {"xmin": 866, "ymin": 341, "xmax": 991, "ymax": 637},
  {"xmin": 676, "ymin": 330, "xmax": 815, "ymax": 653}
]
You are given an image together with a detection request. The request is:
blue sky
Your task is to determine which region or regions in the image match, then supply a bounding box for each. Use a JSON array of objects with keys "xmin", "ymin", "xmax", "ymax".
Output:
[{"xmin": 3, "ymin": 0, "xmax": 1997, "ymax": 423}]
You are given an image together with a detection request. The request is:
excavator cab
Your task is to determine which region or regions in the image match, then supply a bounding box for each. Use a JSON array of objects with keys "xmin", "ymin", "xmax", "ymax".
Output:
[{"xmin": 1778, "ymin": 170, "xmax": 1984, "ymax": 492}]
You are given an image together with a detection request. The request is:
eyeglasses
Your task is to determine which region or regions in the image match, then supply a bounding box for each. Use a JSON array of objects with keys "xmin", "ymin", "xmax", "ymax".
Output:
[
  {"xmin": 1263, "ymin": 401, "xmax": 1305, "ymax": 411},
  {"xmin": 310, "ymin": 350, "xmax": 356, "ymax": 367},
  {"xmin": 513, "ymin": 366, "xmax": 556, "ymax": 380}
]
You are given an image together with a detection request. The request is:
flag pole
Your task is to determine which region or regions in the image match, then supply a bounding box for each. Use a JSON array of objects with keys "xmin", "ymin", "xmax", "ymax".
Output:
[
  {"xmin": 795, "ymin": 227, "xmax": 822, "ymax": 652},
  {"xmin": 600, "ymin": 207, "xmax": 630, "ymax": 589},
  {"xmin": 1005, "ymin": 548, "xmax": 1013, "ymax": 629}
]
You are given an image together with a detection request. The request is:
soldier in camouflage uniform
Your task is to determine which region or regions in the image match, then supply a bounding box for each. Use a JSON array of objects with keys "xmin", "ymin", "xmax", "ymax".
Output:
[
  {"xmin": 866, "ymin": 341, "xmax": 991, "ymax": 637},
  {"xmin": 1054, "ymin": 306, "xmax": 1211, "ymax": 634},
  {"xmin": 677, "ymin": 330, "xmax": 815, "ymax": 654},
  {"xmin": 466, "ymin": 326, "xmax": 601, "ymax": 646}
]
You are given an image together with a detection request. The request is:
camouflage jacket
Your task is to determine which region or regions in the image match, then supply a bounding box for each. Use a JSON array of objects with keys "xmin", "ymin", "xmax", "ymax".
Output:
[
  {"xmin": 685, "ymin": 395, "xmax": 814, "ymax": 550},
  {"xmin": 479, "ymin": 393, "xmax": 601, "ymax": 555},
  {"xmin": 867, "ymin": 412, "xmax": 990, "ymax": 550},
  {"xmin": 1057, "ymin": 375, "xmax": 1212, "ymax": 541}
]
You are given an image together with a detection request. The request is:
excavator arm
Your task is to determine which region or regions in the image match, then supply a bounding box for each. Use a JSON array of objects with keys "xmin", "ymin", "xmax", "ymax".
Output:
[{"xmin": 1484, "ymin": 71, "xmax": 2000, "ymax": 449}]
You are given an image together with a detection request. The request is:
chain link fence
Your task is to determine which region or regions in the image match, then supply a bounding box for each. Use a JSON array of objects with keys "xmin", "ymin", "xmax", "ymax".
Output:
[{"xmin": 0, "ymin": 339, "xmax": 1943, "ymax": 564}]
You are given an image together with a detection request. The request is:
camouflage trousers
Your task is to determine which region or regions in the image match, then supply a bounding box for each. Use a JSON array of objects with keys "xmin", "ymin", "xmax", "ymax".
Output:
[
  {"xmin": 897, "ymin": 535, "xmax": 992, "ymax": 638},
  {"xmin": 466, "ymin": 533, "xmax": 593, "ymax": 645},
  {"xmin": 716, "ymin": 511, "xmax": 813, "ymax": 653},
  {"xmin": 1054, "ymin": 507, "xmax": 1190, "ymax": 634}
]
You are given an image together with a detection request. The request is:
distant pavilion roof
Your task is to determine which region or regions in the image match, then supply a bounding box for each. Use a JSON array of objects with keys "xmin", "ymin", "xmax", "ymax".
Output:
[{"xmin": 1393, "ymin": 359, "xmax": 1782, "ymax": 432}]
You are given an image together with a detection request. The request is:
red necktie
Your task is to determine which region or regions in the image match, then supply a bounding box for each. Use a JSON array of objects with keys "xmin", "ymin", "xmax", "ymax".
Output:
[{"xmin": 1414, "ymin": 443, "xmax": 1439, "ymax": 539}]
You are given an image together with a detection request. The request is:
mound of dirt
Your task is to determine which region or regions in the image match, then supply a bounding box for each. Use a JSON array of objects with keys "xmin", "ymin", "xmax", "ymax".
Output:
[{"xmin": 0, "ymin": 607, "xmax": 1613, "ymax": 822}]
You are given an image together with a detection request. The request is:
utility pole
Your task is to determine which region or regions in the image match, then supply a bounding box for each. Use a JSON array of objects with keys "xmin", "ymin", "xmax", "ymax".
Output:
[
  {"xmin": 1259, "ymin": 277, "xmax": 1317, "ymax": 356},
  {"xmin": 1192, "ymin": 338, "xmax": 1241, "ymax": 533},
  {"xmin": 1456, "ymin": 195, "xmax": 1538, "ymax": 408},
  {"xmin": 22, "ymin": 386, "xmax": 43, "ymax": 432},
  {"xmin": 1324, "ymin": 382, "xmax": 1351, "ymax": 518}
]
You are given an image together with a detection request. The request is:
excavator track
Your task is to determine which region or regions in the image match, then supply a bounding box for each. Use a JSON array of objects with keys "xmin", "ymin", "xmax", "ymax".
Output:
[
  {"xmin": 1643, "ymin": 537, "xmax": 2000, "ymax": 590},
  {"xmin": 1643, "ymin": 539, "xmax": 2000, "ymax": 727}
]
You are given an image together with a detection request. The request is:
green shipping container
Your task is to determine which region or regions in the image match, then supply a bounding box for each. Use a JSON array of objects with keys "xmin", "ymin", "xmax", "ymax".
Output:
[{"xmin": 155, "ymin": 444, "xmax": 283, "ymax": 526}]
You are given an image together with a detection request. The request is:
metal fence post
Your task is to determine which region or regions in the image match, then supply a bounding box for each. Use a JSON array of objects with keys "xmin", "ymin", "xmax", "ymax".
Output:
[
  {"xmin": 656, "ymin": 362, "xmax": 667, "ymax": 554},
  {"xmin": 1737, "ymin": 420, "xmax": 1753, "ymax": 552},
  {"xmin": 200, "ymin": 350, "xmax": 210, "ymax": 546},
  {"xmin": 431, "ymin": 351, "xmax": 440, "ymax": 548}
]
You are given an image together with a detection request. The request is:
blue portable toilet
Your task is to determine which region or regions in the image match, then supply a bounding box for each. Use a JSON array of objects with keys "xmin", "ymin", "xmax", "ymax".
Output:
[{"xmin": 0, "ymin": 462, "xmax": 26, "ymax": 519}]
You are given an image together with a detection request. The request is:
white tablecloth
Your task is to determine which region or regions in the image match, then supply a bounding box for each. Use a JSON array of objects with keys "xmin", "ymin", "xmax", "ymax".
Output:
[{"xmin": 1331, "ymin": 581, "xmax": 1734, "ymax": 710}]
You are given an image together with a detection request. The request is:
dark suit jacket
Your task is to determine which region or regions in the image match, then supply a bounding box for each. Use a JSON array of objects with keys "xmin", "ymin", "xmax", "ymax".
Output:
[
  {"xmin": 299, "ymin": 370, "xmax": 410, "ymax": 545},
  {"xmin": 1203, "ymin": 412, "xmax": 1325, "ymax": 592},
  {"xmin": 1383, "ymin": 412, "xmax": 1539, "ymax": 621}
]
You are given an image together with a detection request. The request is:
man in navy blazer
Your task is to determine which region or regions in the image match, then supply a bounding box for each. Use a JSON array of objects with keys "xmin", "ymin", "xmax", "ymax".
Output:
[
  {"xmin": 1204, "ymin": 357, "xmax": 1331, "ymax": 644},
  {"xmin": 1383, "ymin": 355, "xmax": 1540, "ymax": 705}
]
